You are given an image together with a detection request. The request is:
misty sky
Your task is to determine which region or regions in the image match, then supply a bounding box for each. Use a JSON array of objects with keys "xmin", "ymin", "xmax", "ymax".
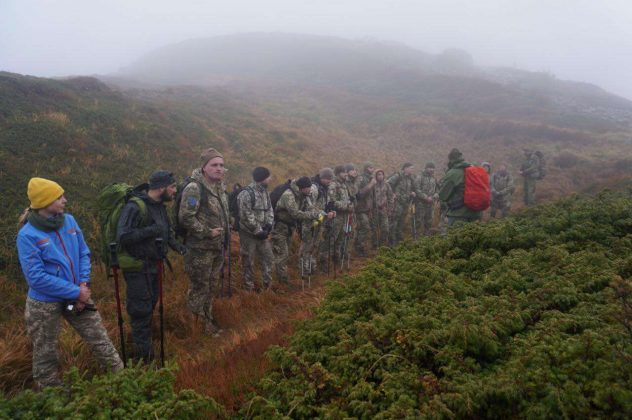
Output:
[{"xmin": 1, "ymin": 0, "xmax": 631, "ymax": 99}]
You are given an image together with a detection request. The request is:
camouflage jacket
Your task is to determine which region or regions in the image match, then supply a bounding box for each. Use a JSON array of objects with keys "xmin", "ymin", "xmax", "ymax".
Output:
[
  {"xmin": 521, "ymin": 153, "xmax": 541, "ymax": 179},
  {"xmin": 417, "ymin": 171, "xmax": 438, "ymax": 204},
  {"xmin": 238, "ymin": 182, "xmax": 274, "ymax": 235},
  {"xmin": 355, "ymin": 170, "xmax": 376, "ymax": 213},
  {"xmin": 309, "ymin": 177, "xmax": 329, "ymax": 212},
  {"xmin": 328, "ymin": 176, "xmax": 352, "ymax": 214},
  {"xmin": 275, "ymin": 180, "xmax": 322, "ymax": 226},
  {"xmin": 387, "ymin": 171, "xmax": 418, "ymax": 205},
  {"xmin": 345, "ymin": 176, "xmax": 359, "ymax": 203},
  {"xmin": 178, "ymin": 168, "xmax": 229, "ymax": 251},
  {"xmin": 491, "ymin": 172, "xmax": 515, "ymax": 199},
  {"xmin": 374, "ymin": 181, "xmax": 394, "ymax": 214}
]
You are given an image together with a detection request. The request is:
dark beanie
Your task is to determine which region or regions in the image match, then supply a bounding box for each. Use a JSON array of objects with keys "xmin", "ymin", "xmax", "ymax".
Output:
[
  {"xmin": 296, "ymin": 176, "xmax": 312, "ymax": 189},
  {"xmin": 425, "ymin": 162, "xmax": 436, "ymax": 169},
  {"xmin": 344, "ymin": 163, "xmax": 355, "ymax": 172},
  {"xmin": 149, "ymin": 170, "xmax": 176, "ymax": 190},
  {"xmin": 402, "ymin": 162, "xmax": 414, "ymax": 170},
  {"xmin": 334, "ymin": 165, "xmax": 347, "ymax": 175},
  {"xmin": 252, "ymin": 166, "xmax": 271, "ymax": 182},
  {"xmin": 448, "ymin": 148, "xmax": 463, "ymax": 161}
]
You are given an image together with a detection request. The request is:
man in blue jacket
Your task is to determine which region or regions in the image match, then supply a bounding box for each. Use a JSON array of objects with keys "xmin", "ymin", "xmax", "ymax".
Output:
[{"xmin": 17, "ymin": 177, "xmax": 123, "ymax": 389}]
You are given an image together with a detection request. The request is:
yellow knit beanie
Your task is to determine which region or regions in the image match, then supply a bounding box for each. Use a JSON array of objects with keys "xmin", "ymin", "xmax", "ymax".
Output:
[{"xmin": 28, "ymin": 177, "xmax": 64, "ymax": 209}]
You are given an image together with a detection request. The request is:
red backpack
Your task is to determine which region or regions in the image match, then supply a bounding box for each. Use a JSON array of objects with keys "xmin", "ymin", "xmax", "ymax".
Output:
[{"xmin": 464, "ymin": 166, "xmax": 490, "ymax": 211}]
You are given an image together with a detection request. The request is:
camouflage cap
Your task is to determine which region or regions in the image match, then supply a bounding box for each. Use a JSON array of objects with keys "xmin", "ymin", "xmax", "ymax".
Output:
[{"xmin": 344, "ymin": 163, "xmax": 356, "ymax": 172}]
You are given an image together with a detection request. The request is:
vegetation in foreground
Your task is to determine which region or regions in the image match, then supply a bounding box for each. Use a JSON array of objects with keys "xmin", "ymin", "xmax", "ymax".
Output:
[
  {"xmin": 0, "ymin": 364, "xmax": 224, "ymax": 419},
  {"xmin": 244, "ymin": 191, "xmax": 632, "ymax": 418}
]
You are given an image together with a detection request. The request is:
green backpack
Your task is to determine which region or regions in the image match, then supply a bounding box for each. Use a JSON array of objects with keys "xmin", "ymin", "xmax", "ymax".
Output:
[{"xmin": 97, "ymin": 183, "xmax": 149, "ymax": 271}]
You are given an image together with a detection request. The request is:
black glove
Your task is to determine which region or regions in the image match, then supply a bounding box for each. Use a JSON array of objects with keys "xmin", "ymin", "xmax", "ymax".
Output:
[
  {"xmin": 349, "ymin": 196, "xmax": 356, "ymax": 205},
  {"xmin": 263, "ymin": 223, "xmax": 273, "ymax": 234},
  {"xmin": 175, "ymin": 243, "xmax": 188, "ymax": 256},
  {"xmin": 254, "ymin": 230, "xmax": 268, "ymax": 240}
]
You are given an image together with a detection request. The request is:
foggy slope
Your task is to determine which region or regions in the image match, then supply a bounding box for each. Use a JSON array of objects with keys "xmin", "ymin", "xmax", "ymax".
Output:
[{"xmin": 119, "ymin": 33, "xmax": 632, "ymax": 128}]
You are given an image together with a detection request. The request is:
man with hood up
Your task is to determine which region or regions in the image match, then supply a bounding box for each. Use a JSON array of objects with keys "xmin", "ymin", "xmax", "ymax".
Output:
[
  {"xmin": 387, "ymin": 162, "xmax": 418, "ymax": 245},
  {"xmin": 438, "ymin": 148, "xmax": 482, "ymax": 226},
  {"xmin": 178, "ymin": 148, "xmax": 229, "ymax": 336}
]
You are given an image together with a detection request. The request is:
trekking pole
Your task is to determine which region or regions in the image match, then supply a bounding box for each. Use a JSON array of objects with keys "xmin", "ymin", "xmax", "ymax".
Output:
[
  {"xmin": 109, "ymin": 243, "xmax": 126, "ymax": 368},
  {"xmin": 154, "ymin": 238, "xmax": 166, "ymax": 368},
  {"xmin": 227, "ymin": 228, "xmax": 232, "ymax": 298},
  {"xmin": 219, "ymin": 240, "xmax": 225, "ymax": 298},
  {"xmin": 347, "ymin": 212, "xmax": 353, "ymax": 270},
  {"xmin": 300, "ymin": 257, "xmax": 305, "ymax": 291},
  {"xmin": 307, "ymin": 254, "xmax": 312, "ymax": 288}
]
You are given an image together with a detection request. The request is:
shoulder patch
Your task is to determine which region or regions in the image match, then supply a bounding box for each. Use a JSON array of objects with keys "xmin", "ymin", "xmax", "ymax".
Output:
[{"xmin": 187, "ymin": 196, "xmax": 198, "ymax": 209}]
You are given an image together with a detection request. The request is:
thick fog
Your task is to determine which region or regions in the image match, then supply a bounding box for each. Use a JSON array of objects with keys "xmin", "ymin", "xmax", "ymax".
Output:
[{"xmin": 1, "ymin": 0, "xmax": 631, "ymax": 99}]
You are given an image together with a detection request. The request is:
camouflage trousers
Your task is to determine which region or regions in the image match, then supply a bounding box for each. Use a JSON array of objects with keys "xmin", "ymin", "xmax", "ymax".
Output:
[
  {"xmin": 271, "ymin": 222, "xmax": 294, "ymax": 284},
  {"xmin": 25, "ymin": 297, "xmax": 123, "ymax": 389},
  {"xmin": 184, "ymin": 248, "xmax": 223, "ymax": 325},
  {"xmin": 415, "ymin": 203, "xmax": 434, "ymax": 236},
  {"xmin": 355, "ymin": 212, "xmax": 371, "ymax": 254},
  {"xmin": 124, "ymin": 268, "xmax": 159, "ymax": 362},
  {"xmin": 491, "ymin": 198, "xmax": 512, "ymax": 218},
  {"xmin": 239, "ymin": 231, "xmax": 273, "ymax": 290},
  {"xmin": 300, "ymin": 221, "xmax": 322, "ymax": 275},
  {"xmin": 523, "ymin": 177, "xmax": 537, "ymax": 206},
  {"xmin": 319, "ymin": 213, "xmax": 353, "ymax": 271},
  {"xmin": 390, "ymin": 201, "xmax": 411, "ymax": 245}
]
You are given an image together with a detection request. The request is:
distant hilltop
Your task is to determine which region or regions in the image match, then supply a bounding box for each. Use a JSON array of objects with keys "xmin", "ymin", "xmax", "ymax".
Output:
[{"xmin": 117, "ymin": 33, "xmax": 632, "ymax": 127}]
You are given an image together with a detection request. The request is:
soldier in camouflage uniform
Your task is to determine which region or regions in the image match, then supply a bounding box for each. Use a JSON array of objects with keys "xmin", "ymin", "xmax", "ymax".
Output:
[
  {"xmin": 344, "ymin": 164, "xmax": 360, "ymax": 255},
  {"xmin": 238, "ymin": 166, "xmax": 275, "ymax": 291},
  {"xmin": 178, "ymin": 148, "xmax": 230, "ymax": 336},
  {"xmin": 272, "ymin": 177, "xmax": 328, "ymax": 285},
  {"xmin": 354, "ymin": 162, "xmax": 376, "ymax": 256},
  {"xmin": 387, "ymin": 162, "xmax": 418, "ymax": 246},
  {"xmin": 520, "ymin": 149, "xmax": 541, "ymax": 206},
  {"xmin": 17, "ymin": 178, "xmax": 123, "ymax": 389},
  {"xmin": 373, "ymin": 169, "xmax": 394, "ymax": 247},
  {"xmin": 416, "ymin": 162, "xmax": 439, "ymax": 236},
  {"xmin": 319, "ymin": 165, "xmax": 353, "ymax": 272},
  {"xmin": 490, "ymin": 164, "xmax": 515, "ymax": 218},
  {"xmin": 299, "ymin": 168, "xmax": 334, "ymax": 276}
]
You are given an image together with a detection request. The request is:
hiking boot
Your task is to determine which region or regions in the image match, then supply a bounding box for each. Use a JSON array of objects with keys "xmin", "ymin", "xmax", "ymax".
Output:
[{"xmin": 204, "ymin": 322, "xmax": 223, "ymax": 337}]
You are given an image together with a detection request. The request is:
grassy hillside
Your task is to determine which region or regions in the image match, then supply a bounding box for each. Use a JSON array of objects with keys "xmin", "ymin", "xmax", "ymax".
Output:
[
  {"xmin": 245, "ymin": 191, "xmax": 632, "ymax": 418},
  {"xmin": 3, "ymin": 70, "xmax": 632, "ymax": 276}
]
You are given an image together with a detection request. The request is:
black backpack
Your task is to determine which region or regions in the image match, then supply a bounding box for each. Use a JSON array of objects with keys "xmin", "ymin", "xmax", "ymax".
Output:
[
  {"xmin": 172, "ymin": 177, "xmax": 207, "ymax": 240},
  {"xmin": 228, "ymin": 183, "xmax": 255, "ymax": 231},
  {"xmin": 270, "ymin": 180, "xmax": 292, "ymax": 210}
]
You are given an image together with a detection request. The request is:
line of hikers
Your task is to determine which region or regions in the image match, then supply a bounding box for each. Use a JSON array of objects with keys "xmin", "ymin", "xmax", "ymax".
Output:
[{"xmin": 16, "ymin": 146, "xmax": 545, "ymax": 389}]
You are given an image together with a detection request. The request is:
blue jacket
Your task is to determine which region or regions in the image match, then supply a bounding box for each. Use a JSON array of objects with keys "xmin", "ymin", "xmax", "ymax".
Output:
[{"xmin": 17, "ymin": 214, "xmax": 91, "ymax": 303}]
